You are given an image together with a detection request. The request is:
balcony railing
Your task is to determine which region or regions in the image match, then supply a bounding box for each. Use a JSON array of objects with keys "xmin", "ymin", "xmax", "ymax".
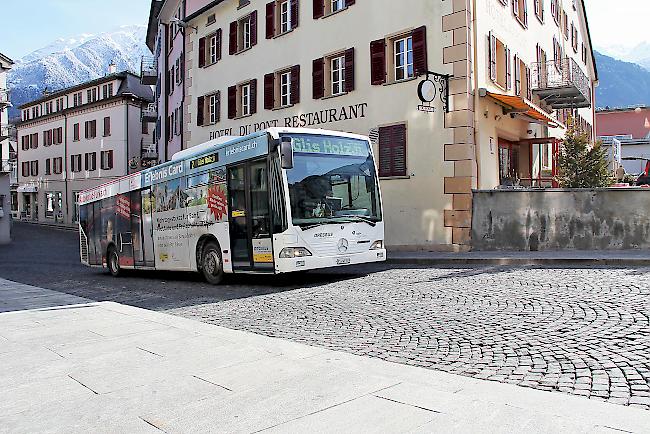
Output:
[
  {"xmin": 0, "ymin": 89, "xmax": 10, "ymax": 107},
  {"xmin": 140, "ymin": 56, "xmax": 158, "ymax": 85},
  {"xmin": 141, "ymin": 137, "xmax": 158, "ymax": 162},
  {"xmin": 0, "ymin": 124, "xmax": 14, "ymax": 141},
  {"xmin": 141, "ymin": 102, "xmax": 157, "ymax": 122},
  {"xmin": 530, "ymin": 58, "xmax": 591, "ymax": 109},
  {"xmin": 0, "ymin": 160, "xmax": 17, "ymax": 185}
]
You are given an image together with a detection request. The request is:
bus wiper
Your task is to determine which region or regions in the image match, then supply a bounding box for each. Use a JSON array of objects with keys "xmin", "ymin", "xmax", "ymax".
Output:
[
  {"xmin": 299, "ymin": 221, "xmax": 332, "ymax": 230},
  {"xmin": 337, "ymin": 215, "xmax": 377, "ymax": 226}
]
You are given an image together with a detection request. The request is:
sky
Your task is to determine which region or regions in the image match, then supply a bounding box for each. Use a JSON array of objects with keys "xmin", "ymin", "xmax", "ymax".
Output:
[
  {"xmin": 2, "ymin": 0, "xmax": 151, "ymax": 60},
  {"xmin": 1, "ymin": 0, "xmax": 649, "ymax": 61}
]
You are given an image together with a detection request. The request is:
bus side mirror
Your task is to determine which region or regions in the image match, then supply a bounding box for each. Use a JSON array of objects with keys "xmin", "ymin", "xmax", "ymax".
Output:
[{"xmin": 280, "ymin": 137, "xmax": 294, "ymax": 169}]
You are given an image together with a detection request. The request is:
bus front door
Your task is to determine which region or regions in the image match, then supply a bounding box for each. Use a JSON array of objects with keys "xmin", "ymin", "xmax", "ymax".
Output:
[{"xmin": 228, "ymin": 160, "xmax": 273, "ymax": 271}]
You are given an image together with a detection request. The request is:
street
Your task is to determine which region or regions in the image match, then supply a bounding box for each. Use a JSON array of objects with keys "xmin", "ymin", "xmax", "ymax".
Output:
[{"xmin": 2, "ymin": 222, "xmax": 650, "ymax": 410}]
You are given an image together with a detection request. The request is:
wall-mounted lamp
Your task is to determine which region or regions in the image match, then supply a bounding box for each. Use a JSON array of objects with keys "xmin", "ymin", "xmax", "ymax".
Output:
[{"xmin": 168, "ymin": 17, "xmax": 198, "ymax": 33}]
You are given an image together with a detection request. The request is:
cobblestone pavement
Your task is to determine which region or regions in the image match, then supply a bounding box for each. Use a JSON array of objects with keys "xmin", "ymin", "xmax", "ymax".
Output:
[
  {"xmin": 2, "ymin": 223, "xmax": 650, "ymax": 410},
  {"xmin": 169, "ymin": 267, "xmax": 650, "ymax": 410}
]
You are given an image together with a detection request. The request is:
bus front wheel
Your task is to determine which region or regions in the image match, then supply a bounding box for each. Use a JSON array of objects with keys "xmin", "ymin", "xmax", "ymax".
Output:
[
  {"xmin": 107, "ymin": 247, "xmax": 121, "ymax": 277},
  {"xmin": 201, "ymin": 242, "xmax": 224, "ymax": 285}
]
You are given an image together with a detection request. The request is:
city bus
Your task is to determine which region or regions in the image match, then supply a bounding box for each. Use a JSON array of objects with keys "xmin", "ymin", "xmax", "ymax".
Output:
[{"xmin": 78, "ymin": 128, "xmax": 386, "ymax": 284}]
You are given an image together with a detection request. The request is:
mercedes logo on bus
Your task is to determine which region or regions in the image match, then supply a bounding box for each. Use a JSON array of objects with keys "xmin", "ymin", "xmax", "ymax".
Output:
[{"xmin": 337, "ymin": 238, "xmax": 349, "ymax": 253}]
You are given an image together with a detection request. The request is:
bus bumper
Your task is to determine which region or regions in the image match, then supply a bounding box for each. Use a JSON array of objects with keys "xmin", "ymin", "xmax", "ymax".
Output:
[{"xmin": 275, "ymin": 249, "xmax": 386, "ymax": 273}]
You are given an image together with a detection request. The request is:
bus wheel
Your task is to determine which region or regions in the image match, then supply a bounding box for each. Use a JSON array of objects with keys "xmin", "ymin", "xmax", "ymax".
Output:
[
  {"xmin": 201, "ymin": 242, "xmax": 224, "ymax": 285},
  {"xmin": 107, "ymin": 247, "xmax": 121, "ymax": 277}
]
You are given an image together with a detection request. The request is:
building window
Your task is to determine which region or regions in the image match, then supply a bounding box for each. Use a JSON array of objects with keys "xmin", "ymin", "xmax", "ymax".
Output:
[
  {"xmin": 267, "ymin": 0, "xmax": 298, "ymax": 38},
  {"xmin": 241, "ymin": 83, "xmax": 251, "ymax": 116},
  {"xmin": 571, "ymin": 22, "xmax": 579, "ymax": 52},
  {"xmin": 73, "ymin": 123, "xmax": 80, "ymax": 141},
  {"xmin": 313, "ymin": 50, "xmax": 353, "ymax": 99},
  {"xmin": 488, "ymin": 32, "xmax": 512, "ymax": 90},
  {"xmin": 44, "ymin": 130, "xmax": 53, "ymax": 147},
  {"xmin": 514, "ymin": 55, "xmax": 532, "ymax": 100},
  {"xmin": 101, "ymin": 150, "xmax": 114, "ymax": 170},
  {"xmin": 209, "ymin": 93, "xmax": 220, "ymax": 124},
  {"xmin": 314, "ymin": 0, "xmax": 355, "ymax": 18},
  {"xmin": 536, "ymin": 44, "xmax": 548, "ymax": 88},
  {"xmin": 280, "ymin": 71, "xmax": 292, "ymax": 107},
  {"xmin": 45, "ymin": 158, "xmax": 51, "ymax": 175},
  {"xmin": 562, "ymin": 10, "xmax": 568, "ymax": 39},
  {"xmin": 197, "ymin": 91, "xmax": 221, "ymax": 126},
  {"xmin": 103, "ymin": 116, "xmax": 111, "ymax": 136},
  {"xmin": 102, "ymin": 83, "xmax": 114, "ymax": 99},
  {"xmin": 30, "ymin": 161, "xmax": 39, "ymax": 176},
  {"xmin": 200, "ymin": 30, "xmax": 222, "ymax": 68},
  {"xmin": 85, "ymin": 120, "xmax": 97, "ymax": 139},
  {"xmin": 533, "ymin": 0, "xmax": 544, "ymax": 22},
  {"xmin": 30, "ymin": 133, "xmax": 39, "ymax": 149},
  {"xmin": 553, "ymin": 36, "xmax": 563, "ymax": 71},
  {"xmin": 45, "ymin": 192, "xmax": 62, "ymax": 219},
  {"xmin": 71, "ymin": 154, "xmax": 81, "ymax": 173},
  {"xmin": 265, "ymin": 66, "xmax": 300, "ymax": 109},
  {"xmin": 53, "ymin": 157, "xmax": 63, "ymax": 174},
  {"xmin": 73, "ymin": 92, "xmax": 82, "ymax": 107},
  {"xmin": 87, "ymin": 88, "xmax": 98, "ymax": 103},
  {"xmin": 370, "ymin": 27, "xmax": 427, "ymax": 85},
  {"xmin": 551, "ymin": 0, "xmax": 559, "ymax": 25},
  {"xmin": 378, "ymin": 124, "xmax": 407, "ymax": 178},
  {"xmin": 512, "ymin": 0, "xmax": 528, "ymax": 27},
  {"xmin": 55, "ymin": 127, "xmax": 63, "ymax": 145},
  {"xmin": 228, "ymin": 80, "xmax": 257, "ymax": 119},
  {"xmin": 209, "ymin": 32, "xmax": 220, "ymax": 64},
  {"xmin": 21, "ymin": 162, "xmax": 29, "ymax": 177},
  {"xmin": 21, "ymin": 136, "xmax": 29, "ymax": 151},
  {"xmin": 85, "ymin": 152, "xmax": 97, "ymax": 171},
  {"xmin": 280, "ymin": 1, "xmax": 291, "ymax": 33},
  {"xmin": 229, "ymin": 12, "xmax": 257, "ymax": 54},
  {"xmin": 331, "ymin": 55, "xmax": 346, "ymax": 96}
]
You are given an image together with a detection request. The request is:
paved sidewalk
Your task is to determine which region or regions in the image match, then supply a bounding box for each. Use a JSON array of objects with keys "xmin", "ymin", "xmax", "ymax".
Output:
[
  {"xmin": 388, "ymin": 249, "xmax": 650, "ymax": 266},
  {"xmin": 1, "ymin": 279, "xmax": 649, "ymax": 433}
]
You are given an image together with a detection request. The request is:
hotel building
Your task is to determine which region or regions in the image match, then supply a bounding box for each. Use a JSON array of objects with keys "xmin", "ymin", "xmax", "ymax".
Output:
[
  {"xmin": 146, "ymin": 0, "xmax": 598, "ymax": 249},
  {"xmin": 16, "ymin": 71, "xmax": 155, "ymax": 225}
]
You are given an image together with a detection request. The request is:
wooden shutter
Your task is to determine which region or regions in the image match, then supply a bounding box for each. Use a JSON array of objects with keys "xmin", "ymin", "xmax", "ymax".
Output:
[
  {"xmin": 228, "ymin": 86, "xmax": 237, "ymax": 119},
  {"xmin": 514, "ymin": 55, "xmax": 521, "ymax": 95},
  {"xmin": 506, "ymin": 47, "xmax": 512, "ymax": 90},
  {"xmin": 313, "ymin": 0, "xmax": 324, "ymax": 19},
  {"xmin": 489, "ymin": 32, "xmax": 497, "ymax": 82},
  {"xmin": 250, "ymin": 11, "xmax": 258, "ymax": 46},
  {"xmin": 312, "ymin": 57, "xmax": 325, "ymax": 99},
  {"xmin": 290, "ymin": 65, "xmax": 300, "ymax": 104},
  {"xmin": 345, "ymin": 0, "xmax": 355, "ymax": 5},
  {"xmin": 198, "ymin": 37, "xmax": 206, "ymax": 67},
  {"xmin": 229, "ymin": 21, "xmax": 238, "ymax": 54},
  {"xmin": 197, "ymin": 95, "xmax": 205, "ymax": 126},
  {"xmin": 378, "ymin": 124, "xmax": 407, "ymax": 178},
  {"xmin": 216, "ymin": 28, "xmax": 223, "ymax": 60},
  {"xmin": 250, "ymin": 79, "xmax": 258, "ymax": 114},
  {"xmin": 104, "ymin": 117, "xmax": 110, "ymax": 136},
  {"xmin": 344, "ymin": 48, "xmax": 355, "ymax": 92},
  {"xmin": 526, "ymin": 66, "xmax": 532, "ymax": 100},
  {"xmin": 370, "ymin": 39, "xmax": 386, "ymax": 85},
  {"xmin": 523, "ymin": 0, "xmax": 528, "ymax": 25},
  {"xmin": 84, "ymin": 121, "xmax": 89, "ymax": 139},
  {"xmin": 513, "ymin": 0, "xmax": 519, "ymax": 17},
  {"xmin": 180, "ymin": 52, "xmax": 185, "ymax": 81},
  {"xmin": 264, "ymin": 73, "xmax": 275, "ymax": 109},
  {"xmin": 108, "ymin": 151, "xmax": 113, "ymax": 169},
  {"xmin": 266, "ymin": 2, "xmax": 275, "ymax": 39},
  {"xmin": 291, "ymin": 0, "xmax": 299, "ymax": 29},
  {"xmin": 412, "ymin": 26, "xmax": 428, "ymax": 76}
]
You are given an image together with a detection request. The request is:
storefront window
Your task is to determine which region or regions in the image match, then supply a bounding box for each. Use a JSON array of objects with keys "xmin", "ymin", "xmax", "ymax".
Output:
[{"xmin": 45, "ymin": 191, "xmax": 62, "ymax": 219}]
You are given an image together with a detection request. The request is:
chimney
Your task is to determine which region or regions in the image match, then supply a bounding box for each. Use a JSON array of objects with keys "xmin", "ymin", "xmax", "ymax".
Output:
[{"xmin": 108, "ymin": 62, "xmax": 117, "ymax": 74}]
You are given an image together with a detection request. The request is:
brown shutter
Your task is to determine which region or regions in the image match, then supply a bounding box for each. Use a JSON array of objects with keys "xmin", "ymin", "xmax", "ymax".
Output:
[
  {"xmin": 506, "ymin": 47, "xmax": 512, "ymax": 90},
  {"xmin": 264, "ymin": 73, "xmax": 275, "ymax": 110},
  {"xmin": 345, "ymin": 0, "xmax": 355, "ymax": 6},
  {"xmin": 313, "ymin": 0, "xmax": 324, "ymax": 19},
  {"xmin": 250, "ymin": 79, "xmax": 257, "ymax": 114},
  {"xmin": 370, "ymin": 39, "xmax": 386, "ymax": 85},
  {"xmin": 250, "ymin": 11, "xmax": 258, "ymax": 46},
  {"xmin": 344, "ymin": 48, "xmax": 355, "ymax": 92},
  {"xmin": 216, "ymin": 28, "xmax": 223, "ymax": 60},
  {"xmin": 514, "ymin": 55, "xmax": 521, "ymax": 95},
  {"xmin": 108, "ymin": 151, "xmax": 113, "ymax": 169},
  {"xmin": 290, "ymin": 65, "xmax": 300, "ymax": 104},
  {"xmin": 266, "ymin": 2, "xmax": 275, "ymax": 39},
  {"xmin": 489, "ymin": 32, "xmax": 497, "ymax": 82},
  {"xmin": 228, "ymin": 85, "xmax": 237, "ymax": 119},
  {"xmin": 378, "ymin": 124, "xmax": 407, "ymax": 178},
  {"xmin": 412, "ymin": 26, "xmax": 428, "ymax": 76},
  {"xmin": 312, "ymin": 57, "xmax": 325, "ymax": 99},
  {"xmin": 198, "ymin": 37, "xmax": 206, "ymax": 67},
  {"xmin": 526, "ymin": 66, "xmax": 532, "ymax": 100},
  {"xmin": 215, "ymin": 91, "xmax": 221, "ymax": 122},
  {"xmin": 229, "ymin": 21, "xmax": 238, "ymax": 54},
  {"xmin": 197, "ymin": 95, "xmax": 205, "ymax": 126},
  {"xmin": 291, "ymin": 0, "xmax": 299, "ymax": 28}
]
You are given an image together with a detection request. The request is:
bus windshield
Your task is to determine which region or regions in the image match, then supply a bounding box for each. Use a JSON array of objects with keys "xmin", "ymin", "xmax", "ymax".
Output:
[{"xmin": 286, "ymin": 134, "xmax": 382, "ymax": 227}]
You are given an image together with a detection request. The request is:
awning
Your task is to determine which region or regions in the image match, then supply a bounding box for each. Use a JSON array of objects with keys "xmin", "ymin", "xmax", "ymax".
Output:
[
  {"xmin": 17, "ymin": 185, "xmax": 38, "ymax": 193},
  {"xmin": 486, "ymin": 92, "xmax": 562, "ymax": 128}
]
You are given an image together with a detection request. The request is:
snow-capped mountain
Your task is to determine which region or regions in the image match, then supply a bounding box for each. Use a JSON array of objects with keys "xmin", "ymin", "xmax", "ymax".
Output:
[
  {"xmin": 8, "ymin": 25, "xmax": 151, "ymax": 119},
  {"xmin": 597, "ymin": 41, "xmax": 650, "ymax": 71}
]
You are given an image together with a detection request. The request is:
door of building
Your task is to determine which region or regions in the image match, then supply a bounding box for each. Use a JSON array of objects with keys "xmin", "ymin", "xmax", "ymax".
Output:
[{"xmin": 498, "ymin": 138, "xmax": 520, "ymax": 185}]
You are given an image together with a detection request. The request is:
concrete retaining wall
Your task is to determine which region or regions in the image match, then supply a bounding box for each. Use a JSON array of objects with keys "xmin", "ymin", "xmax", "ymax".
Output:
[{"xmin": 472, "ymin": 188, "xmax": 650, "ymax": 251}]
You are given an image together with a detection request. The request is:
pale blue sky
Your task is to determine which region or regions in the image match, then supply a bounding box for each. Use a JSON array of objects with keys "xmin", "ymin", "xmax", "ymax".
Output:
[
  {"xmin": 3, "ymin": 0, "xmax": 151, "ymax": 60},
  {"xmin": 2, "ymin": 0, "xmax": 649, "ymax": 61}
]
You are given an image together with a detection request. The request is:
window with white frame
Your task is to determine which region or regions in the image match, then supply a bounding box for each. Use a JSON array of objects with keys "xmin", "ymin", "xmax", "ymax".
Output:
[
  {"xmin": 331, "ymin": 55, "xmax": 345, "ymax": 96},
  {"xmin": 394, "ymin": 36, "xmax": 414, "ymax": 81},
  {"xmin": 241, "ymin": 83, "xmax": 251, "ymax": 116},
  {"xmin": 331, "ymin": 0, "xmax": 345, "ymax": 13},
  {"xmin": 242, "ymin": 16, "xmax": 252, "ymax": 50},
  {"xmin": 209, "ymin": 93, "xmax": 219, "ymax": 124},
  {"xmin": 280, "ymin": 71, "xmax": 291, "ymax": 107},
  {"xmin": 210, "ymin": 33, "xmax": 219, "ymax": 64},
  {"xmin": 280, "ymin": 1, "xmax": 291, "ymax": 33}
]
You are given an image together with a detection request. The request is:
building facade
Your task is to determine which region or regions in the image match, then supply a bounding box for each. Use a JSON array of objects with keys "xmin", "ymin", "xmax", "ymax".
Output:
[
  {"xmin": 16, "ymin": 72, "xmax": 154, "ymax": 225},
  {"xmin": 597, "ymin": 106, "xmax": 650, "ymax": 175},
  {"xmin": 0, "ymin": 53, "xmax": 15, "ymax": 227},
  {"xmin": 146, "ymin": 0, "xmax": 598, "ymax": 249}
]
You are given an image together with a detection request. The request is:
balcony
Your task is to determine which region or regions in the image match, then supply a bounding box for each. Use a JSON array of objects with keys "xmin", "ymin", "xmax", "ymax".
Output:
[
  {"xmin": 141, "ymin": 102, "xmax": 157, "ymax": 122},
  {"xmin": 141, "ymin": 138, "xmax": 158, "ymax": 164},
  {"xmin": 0, "ymin": 89, "xmax": 10, "ymax": 108},
  {"xmin": 0, "ymin": 124, "xmax": 14, "ymax": 141},
  {"xmin": 140, "ymin": 56, "xmax": 158, "ymax": 85},
  {"xmin": 531, "ymin": 58, "xmax": 591, "ymax": 109},
  {"xmin": 1, "ymin": 160, "xmax": 18, "ymax": 185}
]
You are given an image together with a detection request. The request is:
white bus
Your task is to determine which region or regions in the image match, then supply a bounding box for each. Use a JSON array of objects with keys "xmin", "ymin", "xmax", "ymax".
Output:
[{"xmin": 78, "ymin": 128, "xmax": 385, "ymax": 284}]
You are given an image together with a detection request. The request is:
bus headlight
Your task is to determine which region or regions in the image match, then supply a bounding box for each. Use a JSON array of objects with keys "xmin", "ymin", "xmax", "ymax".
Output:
[
  {"xmin": 279, "ymin": 247, "xmax": 313, "ymax": 258},
  {"xmin": 369, "ymin": 240, "xmax": 384, "ymax": 250}
]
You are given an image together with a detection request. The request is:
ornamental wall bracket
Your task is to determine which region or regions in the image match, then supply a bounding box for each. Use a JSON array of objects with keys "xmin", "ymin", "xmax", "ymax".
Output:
[{"xmin": 417, "ymin": 71, "xmax": 452, "ymax": 113}]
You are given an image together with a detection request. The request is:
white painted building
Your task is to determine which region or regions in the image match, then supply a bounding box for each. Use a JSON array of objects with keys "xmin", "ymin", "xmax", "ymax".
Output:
[
  {"xmin": 147, "ymin": 0, "xmax": 598, "ymax": 249},
  {"xmin": 0, "ymin": 52, "xmax": 14, "ymax": 243},
  {"xmin": 16, "ymin": 72, "xmax": 155, "ymax": 225}
]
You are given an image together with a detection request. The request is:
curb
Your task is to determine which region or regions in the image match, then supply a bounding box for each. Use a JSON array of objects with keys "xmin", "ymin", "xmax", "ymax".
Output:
[
  {"xmin": 15, "ymin": 220, "xmax": 78, "ymax": 232},
  {"xmin": 386, "ymin": 257, "xmax": 650, "ymax": 266}
]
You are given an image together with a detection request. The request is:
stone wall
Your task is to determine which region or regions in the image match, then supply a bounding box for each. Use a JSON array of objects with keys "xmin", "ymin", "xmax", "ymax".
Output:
[{"xmin": 472, "ymin": 189, "xmax": 650, "ymax": 251}]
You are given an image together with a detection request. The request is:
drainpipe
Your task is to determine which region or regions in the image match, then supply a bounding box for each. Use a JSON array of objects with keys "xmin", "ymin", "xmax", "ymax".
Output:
[
  {"xmin": 471, "ymin": 0, "xmax": 481, "ymax": 188},
  {"xmin": 63, "ymin": 111, "xmax": 69, "ymax": 224},
  {"xmin": 125, "ymin": 100, "xmax": 129, "ymax": 175}
]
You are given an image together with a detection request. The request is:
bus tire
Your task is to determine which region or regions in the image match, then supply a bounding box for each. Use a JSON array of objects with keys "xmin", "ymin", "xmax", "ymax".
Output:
[
  {"xmin": 107, "ymin": 246, "xmax": 121, "ymax": 277},
  {"xmin": 201, "ymin": 242, "xmax": 224, "ymax": 285}
]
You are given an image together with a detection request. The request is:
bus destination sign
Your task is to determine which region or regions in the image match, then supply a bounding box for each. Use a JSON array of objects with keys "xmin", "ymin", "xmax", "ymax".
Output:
[
  {"xmin": 292, "ymin": 138, "xmax": 368, "ymax": 157},
  {"xmin": 190, "ymin": 152, "xmax": 219, "ymax": 170}
]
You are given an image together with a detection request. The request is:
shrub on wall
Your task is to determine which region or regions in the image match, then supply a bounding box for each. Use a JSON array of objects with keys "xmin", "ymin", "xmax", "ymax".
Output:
[{"xmin": 556, "ymin": 119, "xmax": 612, "ymax": 188}]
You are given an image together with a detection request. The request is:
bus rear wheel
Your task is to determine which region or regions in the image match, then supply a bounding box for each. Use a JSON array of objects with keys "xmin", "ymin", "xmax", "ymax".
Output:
[
  {"xmin": 201, "ymin": 242, "xmax": 224, "ymax": 285},
  {"xmin": 107, "ymin": 247, "xmax": 121, "ymax": 277}
]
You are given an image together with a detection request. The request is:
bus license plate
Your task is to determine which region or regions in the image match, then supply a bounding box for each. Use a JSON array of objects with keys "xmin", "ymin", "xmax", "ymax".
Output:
[{"xmin": 336, "ymin": 257, "xmax": 351, "ymax": 265}]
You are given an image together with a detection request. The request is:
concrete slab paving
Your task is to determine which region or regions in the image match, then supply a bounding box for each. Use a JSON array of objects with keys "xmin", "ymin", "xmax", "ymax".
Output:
[{"xmin": 1, "ymin": 278, "xmax": 649, "ymax": 433}]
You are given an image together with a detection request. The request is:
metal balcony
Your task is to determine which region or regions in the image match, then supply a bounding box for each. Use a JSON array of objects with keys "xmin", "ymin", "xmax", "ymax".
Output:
[
  {"xmin": 141, "ymin": 138, "xmax": 158, "ymax": 162},
  {"xmin": 531, "ymin": 58, "xmax": 591, "ymax": 109},
  {"xmin": 141, "ymin": 102, "xmax": 157, "ymax": 122},
  {"xmin": 1, "ymin": 160, "xmax": 18, "ymax": 185},
  {"xmin": 0, "ymin": 124, "xmax": 14, "ymax": 141},
  {"xmin": 0, "ymin": 89, "xmax": 10, "ymax": 108},
  {"xmin": 140, "ymin": 56, "xmax": 158, "ymax": 85}
]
